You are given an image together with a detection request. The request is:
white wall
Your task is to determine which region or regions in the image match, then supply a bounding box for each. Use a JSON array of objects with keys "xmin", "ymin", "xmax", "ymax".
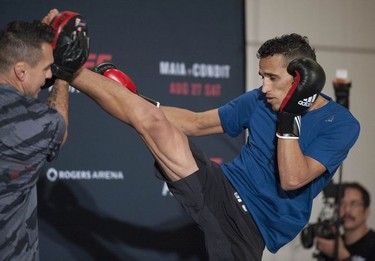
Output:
[{"xmin": 245, "ymin": 0, "xmax": 375, "ymax": 260}]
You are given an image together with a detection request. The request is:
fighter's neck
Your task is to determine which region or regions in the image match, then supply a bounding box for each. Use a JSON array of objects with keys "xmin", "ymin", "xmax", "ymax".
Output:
[{"xmin": 309, "ymin": 95, "xmax": 328, "ymax": 111}]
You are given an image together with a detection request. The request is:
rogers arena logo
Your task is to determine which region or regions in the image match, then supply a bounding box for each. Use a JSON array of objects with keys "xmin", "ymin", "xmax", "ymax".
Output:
[{"xmin": 46, "ymin": 168, "xmax": 124, "ymax": 182}]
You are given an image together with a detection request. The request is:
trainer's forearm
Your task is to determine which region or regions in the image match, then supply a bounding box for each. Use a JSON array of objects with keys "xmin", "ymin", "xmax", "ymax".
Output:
[{"xmin": 46, "ymin": 79, "xmax": 69, "ymax": 144}]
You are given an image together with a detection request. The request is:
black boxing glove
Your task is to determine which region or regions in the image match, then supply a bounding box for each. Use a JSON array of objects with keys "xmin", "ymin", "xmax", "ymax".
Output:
[
  {"xmin": 50, "ymin": 11, "xmax": 89, "ymax": 82},
  {"xmin": 276, "ymin": 58, "xmax": 326, "ymax": 139}
]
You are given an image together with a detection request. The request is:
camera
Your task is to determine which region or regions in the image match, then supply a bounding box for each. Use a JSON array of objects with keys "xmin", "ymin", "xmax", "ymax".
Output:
[
  {"xmin": 300, "ymin": 219, "xmax": 336, "ymax": 248},
  {"xmin": 300, "ymin": 182, "xmax": 341, "ymax": 249}
]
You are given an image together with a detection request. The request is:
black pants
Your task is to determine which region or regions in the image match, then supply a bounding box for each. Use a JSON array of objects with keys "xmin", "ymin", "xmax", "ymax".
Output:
[{"xmin": 155, "ymin": 141, "xmax": 265, "ymax": 260}]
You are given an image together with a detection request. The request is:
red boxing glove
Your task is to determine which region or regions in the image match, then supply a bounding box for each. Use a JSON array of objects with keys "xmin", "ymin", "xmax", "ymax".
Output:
[
  {"xmin": 93, "ymin": 63, "xmax": 160, "ymax": 107},
  {"xmin": 103, "ymin": 68, "xmax": 138, "ymax": 94}
]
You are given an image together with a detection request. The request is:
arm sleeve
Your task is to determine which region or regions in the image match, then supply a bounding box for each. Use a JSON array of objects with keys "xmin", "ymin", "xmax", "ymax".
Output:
[
  {"xmin": 305, "ymin": 111, "xmax": 360, "ymax": 175},
  {"xmin": 218, "ymin": 88, "xmax": 261, "ymax": 137}
]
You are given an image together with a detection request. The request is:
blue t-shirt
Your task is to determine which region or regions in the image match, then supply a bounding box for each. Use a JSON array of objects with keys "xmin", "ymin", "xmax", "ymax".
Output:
[{"xmin": 218, "ymin": 88, "xmax": 360, "ymax": 253}]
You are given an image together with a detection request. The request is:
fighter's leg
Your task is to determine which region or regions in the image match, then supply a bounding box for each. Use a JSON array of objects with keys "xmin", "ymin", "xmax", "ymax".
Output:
[{"xmin": 71, "ymin": 68, "xmax": 198, "ymax": 181}]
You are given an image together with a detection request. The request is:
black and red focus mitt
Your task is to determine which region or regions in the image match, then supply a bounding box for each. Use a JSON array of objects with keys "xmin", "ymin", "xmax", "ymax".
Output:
[{"xmin": 50, "ymin": 11, "xmax": 89, "ymax": 82}]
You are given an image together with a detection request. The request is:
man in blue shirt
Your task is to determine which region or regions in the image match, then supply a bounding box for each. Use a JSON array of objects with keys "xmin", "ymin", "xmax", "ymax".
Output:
[{"xmin": 69, "ymin": 32, "xmax": 360, "ymax": 260}]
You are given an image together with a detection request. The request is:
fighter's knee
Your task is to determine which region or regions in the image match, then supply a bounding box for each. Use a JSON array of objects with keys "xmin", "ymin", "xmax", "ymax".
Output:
[{"xmin": 135, "ymin": 106, "xmax": 168, "ymax": 133}]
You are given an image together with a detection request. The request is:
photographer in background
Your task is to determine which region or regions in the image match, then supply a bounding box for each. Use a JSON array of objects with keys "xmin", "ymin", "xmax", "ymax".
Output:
[{"xmin": 316, "ymin": 182, "xmax": 375, "ymax": 260}]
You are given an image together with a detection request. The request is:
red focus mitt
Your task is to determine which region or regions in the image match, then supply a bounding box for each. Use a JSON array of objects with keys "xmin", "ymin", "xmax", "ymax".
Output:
[{"xmin": 50, "ymin": 11, "xmax": 89, "ymax": 82}]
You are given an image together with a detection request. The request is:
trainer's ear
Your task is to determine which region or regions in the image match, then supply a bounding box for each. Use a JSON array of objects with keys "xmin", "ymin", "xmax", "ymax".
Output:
[{"xmin": 14, "ymin": 62, "xmax": 27, "ymax": 81}]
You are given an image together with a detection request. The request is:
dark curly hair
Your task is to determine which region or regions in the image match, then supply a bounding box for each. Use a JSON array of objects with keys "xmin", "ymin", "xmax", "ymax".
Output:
[{"xmin": 256, "ymin": 33, "xmax": 316, "ymax": 67}]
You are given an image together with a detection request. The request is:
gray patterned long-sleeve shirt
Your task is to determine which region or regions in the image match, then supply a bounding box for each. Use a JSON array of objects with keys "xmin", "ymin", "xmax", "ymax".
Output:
[{"xmin": 0, "ymin": 84, "xmax": 65, "ymax": 261}]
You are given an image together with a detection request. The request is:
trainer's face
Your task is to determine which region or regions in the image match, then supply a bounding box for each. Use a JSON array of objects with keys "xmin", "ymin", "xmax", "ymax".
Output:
[
  {"xmin": 339, "ymin": 188, "xmax": 369, "ymax": 232},
  {"xmin": 259, "ymin": 54, "xmax": 294, "ymax": 111},
  {"xmin": 23, "ymin": 42, "xmax": 54, "ymax": 98}
]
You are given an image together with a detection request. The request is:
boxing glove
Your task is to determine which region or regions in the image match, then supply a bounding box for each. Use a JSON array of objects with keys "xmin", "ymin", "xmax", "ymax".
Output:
[
  {"xmin": 93, "ymin": 63, "xmax": 160, "ymax": 107},
  {"xmin": 50, "ymin": 11, "xmax": 90, "ymax": 82},
  {"xmin": 276, "ymin": 58, "xmax": 326, "ymax": 139}
]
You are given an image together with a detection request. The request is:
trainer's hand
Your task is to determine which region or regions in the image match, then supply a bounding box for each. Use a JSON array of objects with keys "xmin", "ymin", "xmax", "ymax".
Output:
[
  {"xmin": 316, "ymin": 236, "xmax": 351, "ymax": 260},
  {"xmin": 42, "ymin": 9, "xmax": 59, "ymax": 24},
  {"xmin": 276, "ymin": 58, "xmax": 326, "ymax": 139}
]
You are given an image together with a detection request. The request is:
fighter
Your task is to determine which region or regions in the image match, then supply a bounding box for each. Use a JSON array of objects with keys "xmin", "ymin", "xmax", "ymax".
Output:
[{"xmin": 45, "ymin": 9, "xmax": 360, "ymax": 260}]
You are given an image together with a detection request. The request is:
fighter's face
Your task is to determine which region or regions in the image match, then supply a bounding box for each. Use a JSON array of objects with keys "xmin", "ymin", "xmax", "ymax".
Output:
[
  {"xmin": 259, "ymin": 54, "xmax": 294, "ymax": 111},
  {"xmin": 339, "ymin": 188, "xmax": 369, "ymax": 232},
  {"xmin": 22, "ymin": 42, "xmax": 54, "ymax": 98}
]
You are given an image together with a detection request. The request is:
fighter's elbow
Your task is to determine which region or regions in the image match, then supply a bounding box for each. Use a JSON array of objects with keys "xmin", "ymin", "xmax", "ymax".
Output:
[{"xmin": 280, "ymin": 177, "xmax": 304, "ymax": 191}]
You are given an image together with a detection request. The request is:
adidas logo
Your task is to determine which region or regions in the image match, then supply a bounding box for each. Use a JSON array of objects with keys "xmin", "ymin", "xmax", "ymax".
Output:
[{"xmin": 298, "ymin": 94, "xmax": 317, "ymax": 107}]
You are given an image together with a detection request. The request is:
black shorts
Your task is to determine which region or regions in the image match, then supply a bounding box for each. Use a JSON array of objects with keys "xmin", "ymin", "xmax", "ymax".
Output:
[{"xmin": 155, "ymin": 141, "xmax": 265, "ymax": 260}]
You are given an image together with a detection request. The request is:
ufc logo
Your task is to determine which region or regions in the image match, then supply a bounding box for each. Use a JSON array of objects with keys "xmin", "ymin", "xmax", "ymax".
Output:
[{"xmin": 84, "ymin": 53, "xmax": 113, "ymax": 69}]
